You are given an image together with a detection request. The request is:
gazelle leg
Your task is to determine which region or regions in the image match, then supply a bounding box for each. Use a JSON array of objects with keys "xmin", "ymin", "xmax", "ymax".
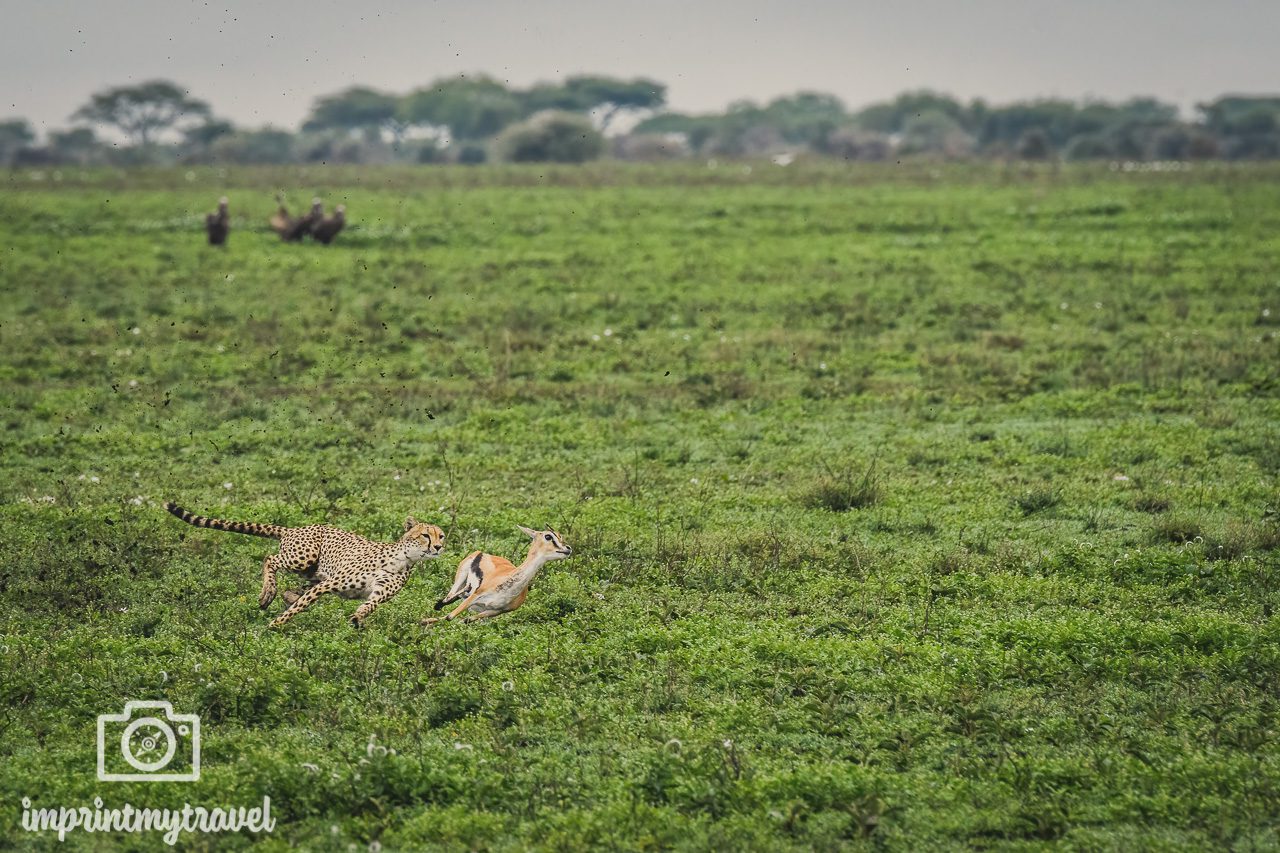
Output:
[
  {"xmin": 446, "ymin": 588, "xmax": 486, "ymax": 621},
  {"xmin": 462, "ymin": 610, "xmax": 503, "ymax": 624}
]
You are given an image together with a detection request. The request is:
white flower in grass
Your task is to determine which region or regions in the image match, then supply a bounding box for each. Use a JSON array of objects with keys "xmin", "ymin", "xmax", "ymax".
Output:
[
  {"xmin": 130, "ymin": 327, "xmax": 141, "ymax": 336},
  {"xmin": 215, "ymin": 344, "xmax": 226, "ymax": 353},
  {"xmin": 603, "ymin": 328, "xmax": 613, "ymax": 337},
  {"xmin": 128, "ymin": 379, "xmax": 138, "ymax": 388},
  {"xmin": 453, "ymin": 742, "xmax": 473, "ymax": 751},
  {"xmin": 592, "ymin": 334, "xmax": 601, "ymax": 341},
  {"xmin": 501, "ymin": 680, "xmax": 514, "ymax": 692},
  {"xmin": 1264, "ymin": 308, "xmax": 1272, "ymax": 318},
  {"xmin": 393, "ymin": 474, "xmax": 401, "ymax": 481},
  {"xmin": 90, "ymin": 475, "xmax": 100, "ymax": 483},
  {"xmin": 130, "ymin": 496, "xmax": 144, "ymax": 506},
  {"xmin": 302, "ymin": 763, "xmax": 319, "ymax": 773},
  {"xmin": 1060, "ymin": 302, "xmax": 1069, "ymax": 310},
  {"xmin": 818, "ymin": 362, "xmax": 827, "ymax": 371},
  {"xmin": 690, "ymin": 477, "xmax": 699, "ymax": 484},
  {"xmin": 1113, "ymin": 474, "xmax": 1130, "ymax": 482},
  {"xmin": 223, "ymin": 481, "xmax": 233, "ymax": 490}
]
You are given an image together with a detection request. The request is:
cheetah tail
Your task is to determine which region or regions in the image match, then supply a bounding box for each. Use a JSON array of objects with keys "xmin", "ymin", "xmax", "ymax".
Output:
[{"xmin": 163, "ymin": 501, "xmax": 286, "ymax": 539}]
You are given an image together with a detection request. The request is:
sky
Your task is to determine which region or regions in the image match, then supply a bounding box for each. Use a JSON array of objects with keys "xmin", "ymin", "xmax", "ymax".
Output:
[{"xmin": 2, "ymin": 0, "xmax": 1277, "ymax": 135}]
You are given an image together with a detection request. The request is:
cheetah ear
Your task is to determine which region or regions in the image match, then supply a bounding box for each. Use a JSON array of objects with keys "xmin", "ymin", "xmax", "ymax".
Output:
[
  {"xmin": 404, "ymin": 516, "xmax": 419, "ymax": 532},
  {"xmin": 517, "ymin": 525, "xmax": 537, "ymax": 539}
]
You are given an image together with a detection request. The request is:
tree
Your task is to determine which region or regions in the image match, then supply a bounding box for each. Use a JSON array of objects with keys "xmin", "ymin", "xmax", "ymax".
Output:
[
  {"xmin": 633, "ymin": 112, "xmax": 723, "ymax": 152},
  {"xmin": 48, "ymin": 128, "xmax": 102, "ymax": 165},
  {"xmin": 210, "ymin": 128, "xmax": 295, "ymax": 164},
  {"xmin": 819, "ymin": 127, "xmax": 892, "ymax": 161},
  {"xmin": 853, "ymin": 91, "xmax": 973, "ymax": 134},
  {"xmin": 758, "ymin": 92, "xmax": 847, "ymax": 146},
  {"xmin": 303, "ymin": 87, "xmax": 404, "ymax": 141},
  {"xmin": 71, "ymin": 80, "xmax": 211, "ymax": 146},
  {"xmin": 1016, "ymin": 128, "xmax": 1052, "ymax": 160},
  {"xmin": 184, "ymin": 119, "xmax": 235, "ymax": 147},
  {"xmin": 400, "ymin": 75, "xmax": 522, "ymax": 142},
  {"xmin": 0, "ymin": 119, "xmax": 35, "ymax": 166},
  {"xmin": 524, "ymin": 75, "xmax": 666, "ymax": 132},
  {"xmin": 497, "ymin": 111, "xmax": 605, "ymax": 163},
  {"xmin": 898, "ymin": 110, "xmax": 975, "ymax": 157}
]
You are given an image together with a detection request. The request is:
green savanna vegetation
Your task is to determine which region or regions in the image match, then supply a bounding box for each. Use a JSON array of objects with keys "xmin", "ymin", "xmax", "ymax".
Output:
[{"xmin": 1, "ymin": 162, "xmax": 1279, "ymax": 849}]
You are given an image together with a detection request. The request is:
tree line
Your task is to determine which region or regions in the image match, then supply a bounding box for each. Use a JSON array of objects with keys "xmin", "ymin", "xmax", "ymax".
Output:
[{"xmin": 2, "ymin": 75, "xmax": 1278, "ymax": 167}]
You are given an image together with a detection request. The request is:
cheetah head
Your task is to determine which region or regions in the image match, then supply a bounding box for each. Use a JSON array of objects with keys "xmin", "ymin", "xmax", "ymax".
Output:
[{"xmin": 402, "ymin": 517, "xmax": 445, "ymax": 560}]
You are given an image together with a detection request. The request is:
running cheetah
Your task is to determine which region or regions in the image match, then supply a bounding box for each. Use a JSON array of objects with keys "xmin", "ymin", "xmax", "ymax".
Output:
[{"xmin": 163, "ymin": 502, "xmax": 445, "ymax": 628}]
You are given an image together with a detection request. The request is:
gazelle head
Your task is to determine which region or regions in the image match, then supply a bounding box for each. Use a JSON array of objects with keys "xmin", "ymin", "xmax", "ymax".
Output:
[
  {"xmin": 401, "ymin": 516, "xmax": 446, "ymax": 560},
  {"xmin": 217, "ymin": 196, "xmax": 229, "ymax": 212},
  {"xmin": 518, "ymin": 525, "xmax": 572, "ymax": 562},
  {"xmin": 310, "ymin": 197, "xmax": 324, "ymax": 216}
]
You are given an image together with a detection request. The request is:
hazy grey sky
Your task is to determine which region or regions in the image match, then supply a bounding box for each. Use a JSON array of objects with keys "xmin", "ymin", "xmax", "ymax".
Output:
[{"xmin": 2, "ymin": 0, "xmax": 1276, "ymax": 133}]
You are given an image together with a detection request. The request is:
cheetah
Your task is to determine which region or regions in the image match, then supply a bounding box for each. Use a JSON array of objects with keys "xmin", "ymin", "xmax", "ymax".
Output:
[
  {"xmin": 422, "ymin": 526, "xmax": 571, "ymax": 626},
  {"xmin": 163, "ymin": 502, "xmax": 444, "ymax": 628}
]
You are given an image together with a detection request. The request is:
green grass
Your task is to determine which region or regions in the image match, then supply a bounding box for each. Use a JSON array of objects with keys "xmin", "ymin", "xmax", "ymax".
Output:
[{"xmin": 2, "ymin": 162, "xmax": 1279, "ymax": 850}]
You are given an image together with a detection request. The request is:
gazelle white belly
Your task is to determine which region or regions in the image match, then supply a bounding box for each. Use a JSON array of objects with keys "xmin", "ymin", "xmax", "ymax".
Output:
[{"xmin": 474, "ymin": 582, "xmax": 525, "ymax": 612}]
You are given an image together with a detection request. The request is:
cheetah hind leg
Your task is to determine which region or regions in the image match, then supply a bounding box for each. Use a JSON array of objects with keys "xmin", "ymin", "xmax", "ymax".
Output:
[{"xmin": 259, "ymin": 555, "xmax": 281, "ymax": 609}]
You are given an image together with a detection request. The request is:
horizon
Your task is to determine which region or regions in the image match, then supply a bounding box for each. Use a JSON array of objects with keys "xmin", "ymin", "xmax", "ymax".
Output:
[{"xmin": 3, "ymin": 1, "xmax": 1278, "ymax": 135}]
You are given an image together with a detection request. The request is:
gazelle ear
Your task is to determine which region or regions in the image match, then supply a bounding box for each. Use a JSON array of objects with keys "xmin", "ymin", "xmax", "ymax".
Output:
[
  {"xmin": 517, "ymin": 525, "xmax": 538, "ymax": 539},
  {"xmin": 404, "ymin": 516, "xmax": 419, "ymax": 533}
]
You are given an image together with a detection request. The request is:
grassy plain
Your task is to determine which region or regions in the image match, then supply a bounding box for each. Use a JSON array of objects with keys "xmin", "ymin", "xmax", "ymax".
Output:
[{"xmin": 1, "ymin": 162, "xmax": 1279, "ymax": 850}]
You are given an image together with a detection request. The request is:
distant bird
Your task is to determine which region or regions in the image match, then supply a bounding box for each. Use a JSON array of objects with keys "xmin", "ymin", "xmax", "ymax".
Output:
[
  {"xmin": 289, "ymin": 197, "xmax": 324, "ymax": 241},
  {"xmin": 311, "ymin": 204, "xmax": 346, "ymax": 245},
  {"xmin": 268, "ymin": 194, "xmax": 293, "ymax": 238},
  {"xmin": 205, "ymin": 196, "xmax": 229, "ymax": 246},
  {"xmin": 269, "ymin": 195, "xmax": 322, "ymax": 242}
]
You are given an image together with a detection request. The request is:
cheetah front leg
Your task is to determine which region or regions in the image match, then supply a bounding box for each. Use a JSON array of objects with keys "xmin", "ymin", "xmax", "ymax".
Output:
[
  {"xmin": 349, "ymin": 576, "xmax": 407, "ymax": 629},
  {"xmin": 270, "ymin": 579, "xmax": 339, "ymax": 628}
]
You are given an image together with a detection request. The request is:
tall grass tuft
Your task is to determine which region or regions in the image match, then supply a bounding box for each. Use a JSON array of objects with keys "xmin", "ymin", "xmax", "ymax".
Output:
[{"xmin": 801, "ymin": 458, "xmax": 883, "ymax": 512}]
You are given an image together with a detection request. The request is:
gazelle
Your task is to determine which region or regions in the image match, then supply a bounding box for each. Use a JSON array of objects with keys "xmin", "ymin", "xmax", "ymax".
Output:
[{"xmin": 422, "ymin": 526, "xmax": 572, "ymax": 626}]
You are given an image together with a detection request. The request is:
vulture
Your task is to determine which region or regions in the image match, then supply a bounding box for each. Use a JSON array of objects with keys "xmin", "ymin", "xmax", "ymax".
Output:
[
  {"xmin": 205, "ymin": 196, "xmax": 229, "ymax": 246},
  {"xmin": 311, "ymin": 205, "xmax": 346, "ymax": 245},
  {"xmin": 269, "ymin": 196, "xmax": 323, "ymax": 242},
  {"xmin": 268, "ymin": 194, "xmax": 292, "ymax": 238},
  {"xmin": 288, "ymin": 197, "xmax": 325, "ymax": 241}
]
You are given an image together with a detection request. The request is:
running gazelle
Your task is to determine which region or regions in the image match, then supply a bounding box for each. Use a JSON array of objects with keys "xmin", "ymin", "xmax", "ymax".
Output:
[{"xmin": 422, "ymin": 526, "xmax": 572, "ymax": 625}]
